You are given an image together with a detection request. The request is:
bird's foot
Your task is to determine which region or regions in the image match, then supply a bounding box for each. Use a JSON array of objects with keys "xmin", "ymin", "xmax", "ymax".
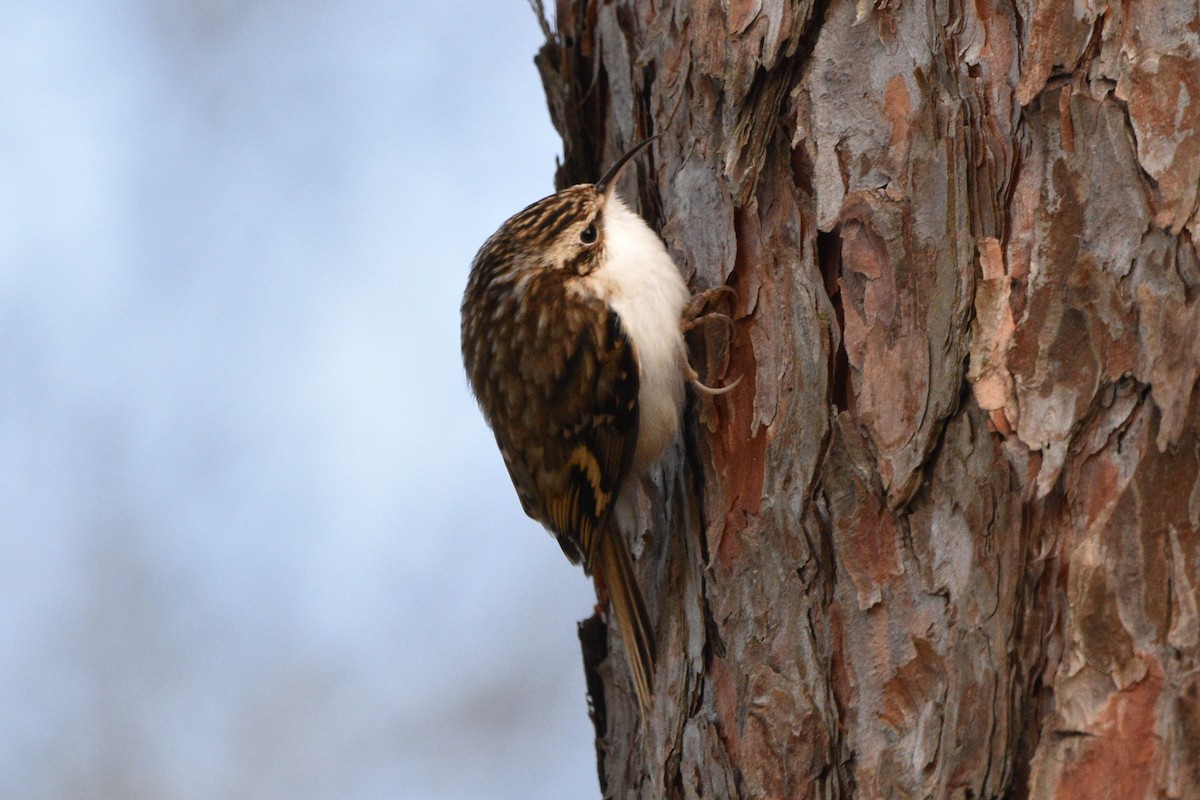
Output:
[{"xmin": 682, "ymin": 286, "xmax": 740, "ymax": 395}]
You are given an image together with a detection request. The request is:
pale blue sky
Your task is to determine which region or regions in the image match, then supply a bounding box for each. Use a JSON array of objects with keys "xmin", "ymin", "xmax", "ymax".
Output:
[{"xmin": 0, "ymin": 2, "xmax": 600, "ymax": 797}]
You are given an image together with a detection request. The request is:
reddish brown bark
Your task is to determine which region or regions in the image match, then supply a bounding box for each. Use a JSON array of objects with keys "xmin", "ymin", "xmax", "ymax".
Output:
[{"xmin": 535, "ymin": 1, "xmax": 1200, "ymax": 797}]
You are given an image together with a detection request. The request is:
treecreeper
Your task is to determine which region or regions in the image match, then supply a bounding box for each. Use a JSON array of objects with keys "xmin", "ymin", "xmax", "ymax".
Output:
[{"xmin": 460, "ymin": 137, "xmax": 736, "ymax": 718}]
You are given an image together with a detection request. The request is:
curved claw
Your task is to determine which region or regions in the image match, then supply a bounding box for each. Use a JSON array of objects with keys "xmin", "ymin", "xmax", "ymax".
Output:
[
  {"xmin": 683, "ymin": 286, "xmax": 739, "ymax": 325},
  {"xmin": 683, "ymin": 310, "xmax": 737, "ymax": 336},
  {"xmin": 687, "ymin": 366, "xmax": 742, "ymax": 396},
  {"xmin": 692, "ymin": 373, "xmax": 743, "ymax": 396},
  {"xmin": 700, "ymin": 285, "xmax": 738, "ymax": 305}
]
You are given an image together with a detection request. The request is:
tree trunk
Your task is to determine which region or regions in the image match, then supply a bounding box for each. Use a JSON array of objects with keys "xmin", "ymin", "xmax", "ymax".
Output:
[{"xmin": 533, "ymin": 2, "xmax": 1200, "ymax": 798}]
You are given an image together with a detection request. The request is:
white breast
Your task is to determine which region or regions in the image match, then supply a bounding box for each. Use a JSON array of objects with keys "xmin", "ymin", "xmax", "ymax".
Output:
[{"xmin": 587, "ymin": 194, "xmax": 691, "ymax": 473}]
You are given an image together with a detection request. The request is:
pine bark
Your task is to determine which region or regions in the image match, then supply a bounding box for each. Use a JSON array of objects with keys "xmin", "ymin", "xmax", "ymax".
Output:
[{"xmin": 534, "ymin": 2, "xmax": 1200, "ymax": 798}]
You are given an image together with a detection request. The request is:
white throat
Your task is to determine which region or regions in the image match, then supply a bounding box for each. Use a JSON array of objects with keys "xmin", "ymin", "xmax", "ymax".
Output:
[{"xmin": 588, "ymin": 195, "xmax": 691, "ymax": 472}]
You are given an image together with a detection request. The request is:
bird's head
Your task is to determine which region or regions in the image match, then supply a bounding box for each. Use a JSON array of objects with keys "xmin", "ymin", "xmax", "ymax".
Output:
[{"xmin": 469, "ymin": 137, "xmax": 659, "ymax": 284}]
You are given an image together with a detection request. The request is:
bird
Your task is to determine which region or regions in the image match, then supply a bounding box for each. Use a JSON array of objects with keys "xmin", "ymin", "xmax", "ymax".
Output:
[{"xmin": 460, "ymin": 137, "xmax": 735, "ymax": 717}]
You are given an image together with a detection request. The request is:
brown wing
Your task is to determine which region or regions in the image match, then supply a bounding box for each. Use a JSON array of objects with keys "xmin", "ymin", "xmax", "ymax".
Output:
[
  {"xmin": 491, "ymin": 300, "xmax": 639, "ymax": 571},
  {"xmin": 476, "ymin": 287, "xmax": 655, "ymax": 711}
]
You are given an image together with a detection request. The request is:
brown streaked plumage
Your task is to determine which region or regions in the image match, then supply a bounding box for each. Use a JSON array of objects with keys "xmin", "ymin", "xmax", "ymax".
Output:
[
  {"xmin": 461, "ymin": 139, "xmax": 686, "ymax": 717},
  {"xmin": 460, "ymin": 138, "xmax": 736, "ymax": 717}
]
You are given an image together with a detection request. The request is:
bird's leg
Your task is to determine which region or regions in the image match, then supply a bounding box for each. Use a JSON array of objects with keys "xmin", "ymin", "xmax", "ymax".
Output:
[{"xmin": 682, "ymin": 286, "xmax": 741, "ymax": 395}]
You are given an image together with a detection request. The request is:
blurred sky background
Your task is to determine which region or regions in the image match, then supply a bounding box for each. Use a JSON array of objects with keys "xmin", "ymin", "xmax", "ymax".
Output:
[{"xmin": 0, "ymin": 2, "xmax": 603, "ymax": 798}]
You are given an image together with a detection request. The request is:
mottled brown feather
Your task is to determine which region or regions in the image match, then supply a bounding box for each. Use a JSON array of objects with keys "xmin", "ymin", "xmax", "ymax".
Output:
[{"xmin": 461, "ymin": 185, "xmax": 657, "ymax": 715}]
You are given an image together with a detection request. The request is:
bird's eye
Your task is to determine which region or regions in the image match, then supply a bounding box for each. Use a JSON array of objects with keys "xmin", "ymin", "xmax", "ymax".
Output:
[{"xmin": 580, "ymin": 224, "xmax": 597, "ymax": 245}]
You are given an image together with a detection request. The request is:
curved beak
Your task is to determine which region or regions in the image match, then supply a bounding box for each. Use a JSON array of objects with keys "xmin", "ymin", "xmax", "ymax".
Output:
[{"xmin": 594, "ymin": 135, "xmax": 661, "ymax": 198}]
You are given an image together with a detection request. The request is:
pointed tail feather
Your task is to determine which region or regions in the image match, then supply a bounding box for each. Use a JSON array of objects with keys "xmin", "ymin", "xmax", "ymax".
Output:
[{"xmin": 595, "ymin": 530, "xmax": 657, "ymax": 717}]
